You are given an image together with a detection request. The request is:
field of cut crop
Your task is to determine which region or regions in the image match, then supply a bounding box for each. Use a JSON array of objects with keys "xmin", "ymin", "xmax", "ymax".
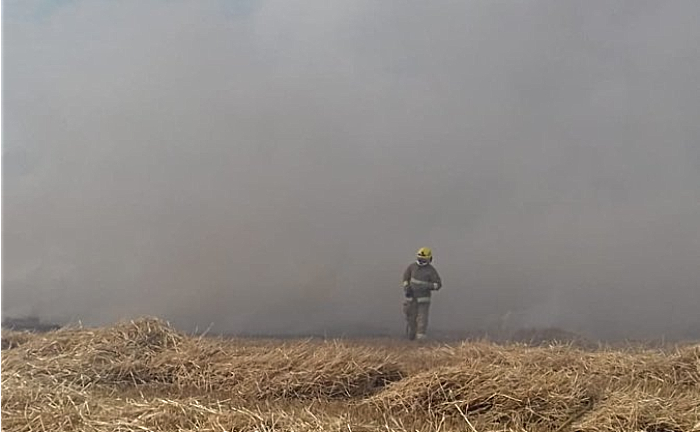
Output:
[{"xmin": 2, "ymin": 317, "xmax": 699, "ymax": 431}]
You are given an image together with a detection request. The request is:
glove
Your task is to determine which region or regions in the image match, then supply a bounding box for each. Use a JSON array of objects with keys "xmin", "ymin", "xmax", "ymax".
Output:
[{"xmin": 404, "ymin": 286, "xmax": 414, "ymax": 298}]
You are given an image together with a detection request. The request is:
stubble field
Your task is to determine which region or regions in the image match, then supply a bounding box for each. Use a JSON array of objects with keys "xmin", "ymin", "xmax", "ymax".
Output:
[{"xmin": 2, "ymin": 317, "xmax": 699, "ymax": 431}]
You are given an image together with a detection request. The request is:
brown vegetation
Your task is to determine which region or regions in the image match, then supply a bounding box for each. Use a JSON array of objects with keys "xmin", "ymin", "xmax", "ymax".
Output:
[{"xmin": 2, "ymin": 317, "xmax": 699, "ymax": 431}]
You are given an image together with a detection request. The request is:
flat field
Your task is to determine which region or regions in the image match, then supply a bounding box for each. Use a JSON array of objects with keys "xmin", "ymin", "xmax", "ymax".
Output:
[{"xmin": 2, "ymin": 318, "xmax": 699, "ymax": 431}]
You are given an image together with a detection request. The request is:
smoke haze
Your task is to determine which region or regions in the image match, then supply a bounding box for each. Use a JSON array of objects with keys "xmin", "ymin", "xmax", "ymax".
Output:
[{"xmin": 3, "ymin": 0, "xmax": 700, "ymax": 339}]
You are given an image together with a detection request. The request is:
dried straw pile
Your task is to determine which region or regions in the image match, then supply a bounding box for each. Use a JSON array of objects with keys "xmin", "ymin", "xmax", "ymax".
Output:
[
  {"xmin": 3, "ymin": 317, "xmax": 187, "ymax": 387},
  {"xmin": 367, "ymin": 342, "xmax": 700, "ymax": 431},
  {"xmin": 2, "ymin": 318, "xmax": 699, "ymax": 432},
  {"xmin": 1, "ymin": 317, "xmax": 403, "ymax": 399}
]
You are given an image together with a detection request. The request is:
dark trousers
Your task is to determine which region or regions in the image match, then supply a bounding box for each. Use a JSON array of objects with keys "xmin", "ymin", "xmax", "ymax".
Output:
[{"xmin": 403, "ymin": 299, "xmax": 430, "ymax": 340}]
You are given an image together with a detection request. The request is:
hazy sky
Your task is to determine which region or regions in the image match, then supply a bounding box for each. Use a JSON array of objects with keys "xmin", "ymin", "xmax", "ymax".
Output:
[{"xmin": 3, "ymin": 0, "xmax": 700, "ymax": 339}]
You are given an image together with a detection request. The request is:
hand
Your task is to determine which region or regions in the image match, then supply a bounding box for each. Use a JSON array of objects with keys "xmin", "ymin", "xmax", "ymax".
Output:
[
  {"xmin": 432, "ymin": 283, "xmax": 440, "ymax": 291},
  {"xmin": 404, "ymin": 286, "xmax": 413, "ymax": 298}
]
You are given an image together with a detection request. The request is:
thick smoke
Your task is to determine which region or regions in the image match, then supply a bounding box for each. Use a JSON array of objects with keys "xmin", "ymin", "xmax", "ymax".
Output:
[{"xmin": 3, "ymin": 1, "xmax": 700, "ymax": 339}]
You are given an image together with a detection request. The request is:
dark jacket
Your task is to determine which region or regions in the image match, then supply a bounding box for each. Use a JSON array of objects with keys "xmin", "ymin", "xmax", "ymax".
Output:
[{"xmin": 402, "ymin": 262, "xmax": 442, "ymax": 300}]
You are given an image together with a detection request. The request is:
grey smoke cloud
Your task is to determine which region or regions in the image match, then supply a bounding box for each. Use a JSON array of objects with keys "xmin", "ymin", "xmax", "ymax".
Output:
[{"xmin": 3, "ymin": 0, "xmax": 700, "ymax": 339}]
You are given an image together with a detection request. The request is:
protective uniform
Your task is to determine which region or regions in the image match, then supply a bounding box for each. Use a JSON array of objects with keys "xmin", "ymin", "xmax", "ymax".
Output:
[{"xmin": 402, "ymin": 247, "xmax": 442, "ymax": 340}]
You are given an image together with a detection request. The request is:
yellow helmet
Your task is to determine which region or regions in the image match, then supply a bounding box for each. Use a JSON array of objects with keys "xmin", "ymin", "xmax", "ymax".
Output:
[
  {"xmin": 416, "ymin": 247, "xmax": 432, "ymax": 259},
  {"xmin": 416, "ymin": 247, "xmax": 433, "ymax": 265}
]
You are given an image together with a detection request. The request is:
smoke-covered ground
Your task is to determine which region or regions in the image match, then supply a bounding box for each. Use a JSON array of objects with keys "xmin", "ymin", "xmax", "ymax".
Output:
[{"xmin": 3, "ymin": 1, "xmax": 700, "ymax": 340}]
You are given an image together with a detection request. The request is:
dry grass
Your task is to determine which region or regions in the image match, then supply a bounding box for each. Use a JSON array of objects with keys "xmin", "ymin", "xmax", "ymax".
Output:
[
  {"xmin": 2, "ymin": 318, "xmax": 402, "ymax": 398},
  {"xmin": 1, "ymin": 330, "xmax": 36, "ymax": 350},
  {"xmin": 2, "ymin": 317, "xmax": 699, "ymax": 431},
  {"xmin": 367, "ymin": 344, "xmax": 700, "ymax": 431}
]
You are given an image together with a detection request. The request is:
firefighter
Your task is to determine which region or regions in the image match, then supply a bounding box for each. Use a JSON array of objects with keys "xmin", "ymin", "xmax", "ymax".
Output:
[{"xmin": 402, "ymin": 247, "xmax": 442, "ymax": 340}]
